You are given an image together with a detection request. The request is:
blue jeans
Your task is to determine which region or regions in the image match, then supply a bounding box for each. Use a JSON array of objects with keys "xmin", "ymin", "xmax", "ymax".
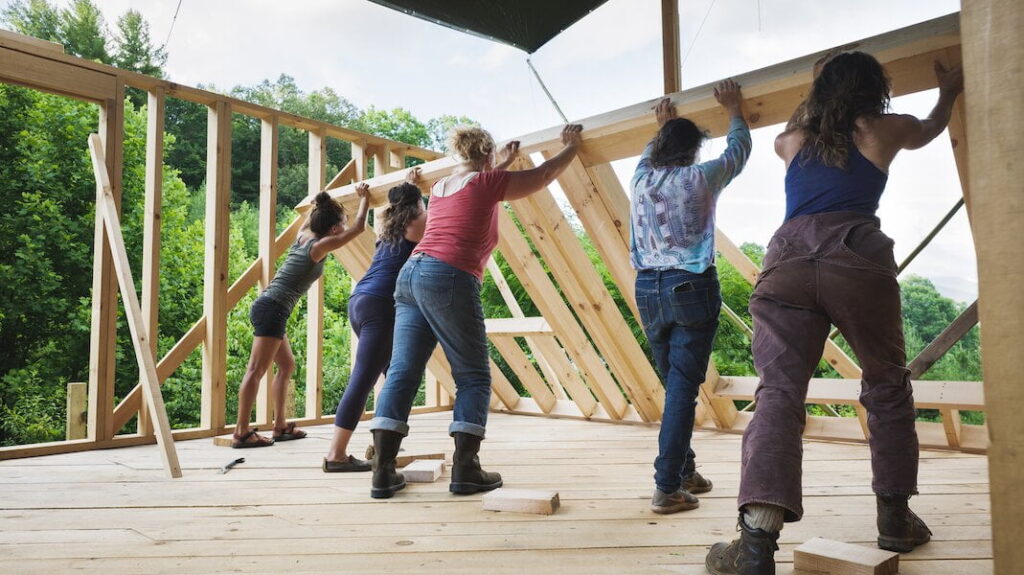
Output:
[
  {"xmin": 369, "ymin": 254, "xmax": 491, "ymax": 438},
  {"xmin": 636, "ymin": 267, "xmax": 721, "ymax": 494}
]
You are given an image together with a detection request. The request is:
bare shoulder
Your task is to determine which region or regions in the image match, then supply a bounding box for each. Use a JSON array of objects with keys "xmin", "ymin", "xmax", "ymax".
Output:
[
  {"xmin": 858, "ymin": 113, "xmax": 920, "ymax": 140},
  {"xmin": 774, "ymin": 128, "xmax": 806, "ymax": 164}
]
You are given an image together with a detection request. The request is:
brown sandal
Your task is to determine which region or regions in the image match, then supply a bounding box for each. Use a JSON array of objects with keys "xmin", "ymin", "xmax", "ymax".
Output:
[
  {"xmin": 273, "ymin": 422, "xmax": 307, "ymax": 442},
  {"xmin": 232, "ymin": 428, "xmax": 274, "ymax": 448}
]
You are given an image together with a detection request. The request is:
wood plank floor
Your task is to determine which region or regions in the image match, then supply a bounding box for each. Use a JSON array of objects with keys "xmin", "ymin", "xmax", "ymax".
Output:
[{"xmin": 0, "ymin": 412, "xmax": 993, "ymax": 574}]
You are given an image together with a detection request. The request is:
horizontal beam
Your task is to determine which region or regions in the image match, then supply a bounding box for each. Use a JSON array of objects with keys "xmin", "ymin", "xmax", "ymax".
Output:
[
  {"xmin": 710, "ymin": 411, "xmax": 988, "ymax": 453},
  {"xmin": 0, "ymin": 38, "xmax": 440, "ymax": 160},
  {"xmin": 512, "ymin": 14, "xmax": 960, "ymax": 164},
  {"xmin": 714, "ymin": 376, "xmax": 985, "ymax": 411},
  {"xmin": 314, "ymin": 14, "xmax": 961, "ymax": 217}
]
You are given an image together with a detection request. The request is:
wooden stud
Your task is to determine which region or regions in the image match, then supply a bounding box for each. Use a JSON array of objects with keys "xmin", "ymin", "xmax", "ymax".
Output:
[
  {"xmin": 496, "ymin": 209, "xmax": 628, "ymax": 419},
  {"xmin": 547, "ymin": 155, "xmax": 639, "ymax": 319},
  {"xmin": 698, "ymin": 362, "xmax": 738, "ymax": 429},
  {"xmin": 87, "ymin": 79, "xmax": 124, "ymax": 442},
  {"xmin": 401, "ymin": 459, "xmax": 444, "ymax": 483},
  {"xmin": 137, "ymin": 87, "xmax": 165, "ymax": 437},
  {"xmin": 511, "ymin": 185, "xmax": 664, "ymax": 421},
  {"xmin": 485, "ymin": 258, "xmax": 569, "ymax": 401},
  {"xmin": 529, "ymin": 335, "xmax": 598, "ymax": 417},
  {"xmin": 89, "ymin": 134, "xmax": 181, "ymax": 478},
  {"xmin": 255, "ymin": 117, "xmax": 280, "ymax": 426},
  {"xmin": 488, "ymin": 335, "xmax": 557, "ymax": 413},
  {"xmin": 201, "ymin": 100, "xmax": 231, "ymax": 432},
  {"xmin": 482, "ymin": 488, "xmax": 561, "ymax": 515},
  {"xmin": 65, "ymin": 382, "xmax": 87, "ymax": 440},
  {"xmin": 961, "ymin": 1, "xmax": 1024, "ymax": 571},
  {"xmin": 661, "ymin": 0, "xmax": 681, "ymax": 95},
  {"xmin": 305, "ymin": 129, "xmax": 327, "ymax": 420}
]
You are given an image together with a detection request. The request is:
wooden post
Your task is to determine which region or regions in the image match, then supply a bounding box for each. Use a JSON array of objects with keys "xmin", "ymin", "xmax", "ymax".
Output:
[
  {"xmin": 961, "ymin": 1, "xmax": 1024, "ymax": 572},
  {"xmin": 138, "ymin": 87, "xmax": 164, "ymax": 437},
  {"xmin": 661, "ymin": 0, "xmax": 681, "ymax": 94},
  {"xmin": 87, "ymin": 79, "xmax": 124, "ymax": 442},
  {"xmin": 65, "ymin": 382, "xmax": 87, "ymax": 440},
  {"xmin": 89, "ymin": 133, "xmax": 182, "ymax": 478},
  {"xmin": 305, "ymin": 129, "xmax": 327, "ymax": 420},
  {"xmin": 200, "ymin": 101, "xmax": 231, "ymax": 432},
  {"xmin": 255, "ymin": 116, "xmax": 279, "ymax": 426}
]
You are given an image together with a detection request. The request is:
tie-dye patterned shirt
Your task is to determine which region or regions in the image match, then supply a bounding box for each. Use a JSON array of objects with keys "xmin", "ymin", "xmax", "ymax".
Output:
[{"xmin": 630, "ymin": 116, "xmax": 751, "ymax": 272}]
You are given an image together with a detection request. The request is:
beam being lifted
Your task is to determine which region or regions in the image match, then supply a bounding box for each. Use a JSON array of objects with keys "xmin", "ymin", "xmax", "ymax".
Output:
[{"xmin": 316, "ymin": 13, "xmax": 961, "ymax": 215}]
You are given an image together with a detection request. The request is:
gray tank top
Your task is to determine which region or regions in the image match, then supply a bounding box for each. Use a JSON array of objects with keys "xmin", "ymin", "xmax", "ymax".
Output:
[{"xmin": 261, "ymin": 237, "xmax": 325, "ymax": 313}]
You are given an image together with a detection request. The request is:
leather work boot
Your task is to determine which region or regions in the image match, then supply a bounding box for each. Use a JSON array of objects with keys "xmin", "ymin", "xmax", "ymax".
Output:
[
  {"xmin": 370, "ymin": 429, "xmax": 406, "ymax": 499},
  {"xmin": 651, "ymin": 488, "xmax": 699, "ymax": 514},
  {"xmin": 705, "ymin": 513, "xmax": 780, "ymax": 575},
  {"xmin": 449, "ymin": 432, "xmax": 503, "ymax": 495},
  {"xmin": 682, "ymin": 470, "xmax": 713, "ymax": 494},
  {"xmin": 877, "ymin": 494, "xmax": 932, "ymax": 552}
]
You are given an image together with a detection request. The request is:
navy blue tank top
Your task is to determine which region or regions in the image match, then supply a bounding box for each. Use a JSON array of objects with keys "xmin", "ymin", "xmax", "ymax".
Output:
[
  {"xmin": 352, "ymin": 237, "xmax": 417, "ymax": 300},
  {"xmin": 784, "ymin": 144, "xmax": 888, "ymax": 221}
]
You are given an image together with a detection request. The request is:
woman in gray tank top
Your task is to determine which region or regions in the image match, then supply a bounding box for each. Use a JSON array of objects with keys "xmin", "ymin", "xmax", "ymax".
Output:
[{"xmin": 232, "ymin": 185, "xmax": 370, "ymax": 448}]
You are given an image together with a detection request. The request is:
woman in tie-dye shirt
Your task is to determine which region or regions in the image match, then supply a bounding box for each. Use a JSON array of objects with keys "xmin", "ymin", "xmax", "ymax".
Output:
[{"xmin": 630, "ymin": 80, "xmax": 751, "ymax": 515}]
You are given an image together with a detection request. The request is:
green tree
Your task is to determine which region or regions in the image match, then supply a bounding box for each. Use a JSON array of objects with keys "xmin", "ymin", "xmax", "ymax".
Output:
[
  {"xmin": 426, "ymin": 114, "xmax": 479, "ymax": 151},
  {"xmin": 359, "ymin": 106, "xmax": 430, "ymax": 149},
  {"xmin": 1, "ymin": 0, "xmax": 61, "ymax": 42},
  {"xmin": 58, "ymin": 0, "xmax": 109, "ymax": 63},
  {"xmin": 112, "ymin": 9, "xmax": 166, "ymax": 78}
]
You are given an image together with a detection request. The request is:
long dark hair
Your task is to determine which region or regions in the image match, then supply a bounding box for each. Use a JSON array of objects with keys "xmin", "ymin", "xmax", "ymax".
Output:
[
  {"xmin": 650, "ymin": 118, "xmax": 708, "ymax": 168},
  {"xmin": 798, "ymin": 51, "xmax": 891, "ymax": 168},
  {"xmin": 309, "ymin": 191, "xmax": 344, "ymax": 237},
  {"xmin": 379, "ymin": 182, "xmax": 421, "ymax": 245}
]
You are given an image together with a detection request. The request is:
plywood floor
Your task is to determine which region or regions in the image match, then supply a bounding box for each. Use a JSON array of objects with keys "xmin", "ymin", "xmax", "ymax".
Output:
[{"xmin": 0, "ymin": 412, "xmax": 993, "ymax": 574}]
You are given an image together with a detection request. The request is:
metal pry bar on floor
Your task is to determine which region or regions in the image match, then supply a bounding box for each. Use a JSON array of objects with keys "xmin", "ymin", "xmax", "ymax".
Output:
[{"xmin": 219, "ymin": 457, "xmax": 245, "ymax": 474}]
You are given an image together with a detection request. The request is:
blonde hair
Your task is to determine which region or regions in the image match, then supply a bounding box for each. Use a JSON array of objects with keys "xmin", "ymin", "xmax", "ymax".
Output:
[{"xmin": 447, "ymin": 125, "xmax": 495, "ymax": 165}]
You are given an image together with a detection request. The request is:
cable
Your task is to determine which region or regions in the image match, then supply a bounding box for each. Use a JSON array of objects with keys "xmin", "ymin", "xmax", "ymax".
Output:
[
  {"xmin": 163, "ymin": 0, "xmax": 184, "ymax": 50},
  {"xmin": 526, "ymin": 57, "xmax": 569, "ymax": 123},
  {"xmin": 679, "ymin": 0, "xmax": 717, "ymax": 73}
]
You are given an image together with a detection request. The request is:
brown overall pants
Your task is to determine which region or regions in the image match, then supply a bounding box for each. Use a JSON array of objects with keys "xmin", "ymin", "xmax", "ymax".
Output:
[{"xmin": 739, "ymin": 211, "xmax": 918, "ymax": 521}]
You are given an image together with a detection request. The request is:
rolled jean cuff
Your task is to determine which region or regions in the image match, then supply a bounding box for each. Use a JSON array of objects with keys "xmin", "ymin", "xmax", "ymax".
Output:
[
  {"xmin": 738, "ymin": 497, "xmax": 801, "ymax": 523},
  {"xmin": 368, "ymin": 417, "xmax": 409, "ymax": 436},
  {"xmin": 449, "ymin": 421, "xmax": 486, "ymax": 438}
]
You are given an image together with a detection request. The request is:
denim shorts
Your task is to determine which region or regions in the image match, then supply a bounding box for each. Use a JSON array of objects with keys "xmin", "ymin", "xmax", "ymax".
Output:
[{"xmin": 250, "ymin": 296, "xmax": 290, "ymax": 339}]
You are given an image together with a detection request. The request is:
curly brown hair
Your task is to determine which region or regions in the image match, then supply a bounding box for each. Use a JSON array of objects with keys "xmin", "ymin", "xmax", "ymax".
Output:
[
  {"xmin": 797, "ymin": 51, "xmax": 891, "ymax": 169},
  {"xmin": 378, "ymin": 182, "xmax": 422, "ymax": 245}
]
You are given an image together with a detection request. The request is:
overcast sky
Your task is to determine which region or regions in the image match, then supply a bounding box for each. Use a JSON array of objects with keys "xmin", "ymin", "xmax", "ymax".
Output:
[{"xmin": 3, "ymin": 0, "xmax": 975, "ymax": 301}]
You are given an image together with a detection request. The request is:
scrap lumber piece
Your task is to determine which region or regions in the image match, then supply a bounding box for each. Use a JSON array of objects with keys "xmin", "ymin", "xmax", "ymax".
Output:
[
  {"xmin": 401, "ymin": 459, "xmax": 444, "ymax": 483},
  {"xmin": 482, "ymin": 488, "xmax": 561, "ymax": 515},
  {"xmin": 793, "ymin": 537, "xmax": 898, "ymax": 575}
]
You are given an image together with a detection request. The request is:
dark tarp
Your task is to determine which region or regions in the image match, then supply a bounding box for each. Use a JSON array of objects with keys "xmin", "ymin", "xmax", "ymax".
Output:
[{"xmin": 366, "ymin": 0, "xmax": 609, "ymax": 53}]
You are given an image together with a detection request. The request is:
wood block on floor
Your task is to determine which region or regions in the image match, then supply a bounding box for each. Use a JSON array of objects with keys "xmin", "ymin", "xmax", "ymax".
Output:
[
  {"xmin": 364, "ymin": 444, "xmax": 445, "ymax": 468},
  {"xmin": 401, "ymin": 459, "xmax": 444, "ymax": 483},
  {"xmin": 793, "ymin": 537, "xmax": 898, "ymax": 575},
  {"xmin": 482, "ymin": 488, "xmax": 560, "ymax": 515},
  {"xmin": 392, "ymin": 452, "xmax": 444, "ymax": 467},
  {"xmin": 212, "ymin": 435, "xmax": 234, "ymax": 447}
]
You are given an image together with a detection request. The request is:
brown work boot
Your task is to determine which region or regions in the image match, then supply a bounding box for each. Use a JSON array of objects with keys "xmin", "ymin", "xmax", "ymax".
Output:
[
  {"xmin": 877, "ymin": 494, "xmax": 932, "ymax": 552},
  {"xmin": 705, "ymin": 513, "xmax": 779, "ymax": 575},
  {"xmin": 682, "ymin": 470, "xmax": 713, "ymax": 494},
  {"xmin": 651, "ymin": 488, "xmax": 699, "ymax": 514}
]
